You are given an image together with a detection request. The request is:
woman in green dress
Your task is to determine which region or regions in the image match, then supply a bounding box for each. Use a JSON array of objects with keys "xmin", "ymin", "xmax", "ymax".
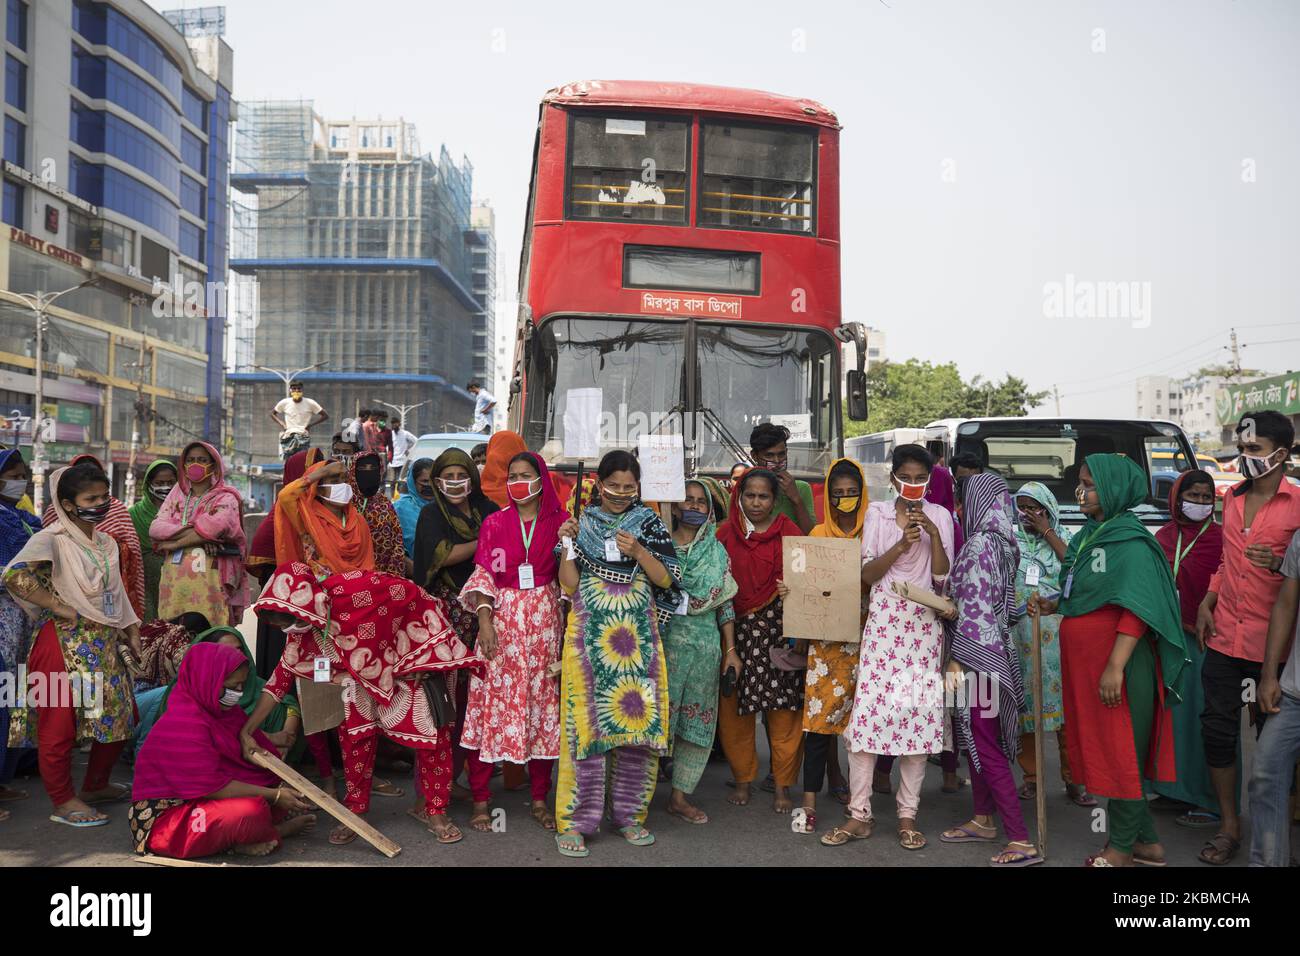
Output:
[{"xmin": 128, "ymin": 459, "xmax": 178, "ymax": 621}]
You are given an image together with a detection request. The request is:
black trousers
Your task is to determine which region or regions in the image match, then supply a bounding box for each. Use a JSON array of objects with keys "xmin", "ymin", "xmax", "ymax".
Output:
[
  {"xmin": 1200, "ymin": 647, "xmax": 1266, "ymax": 769},
  {"xmin": 802, "ymin": 732, "xmax": 835, "ymax": 794}
]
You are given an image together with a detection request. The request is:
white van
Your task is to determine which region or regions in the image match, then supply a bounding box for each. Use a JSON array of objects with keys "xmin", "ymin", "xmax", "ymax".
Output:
[{"xmin": 844, "ymin": 428, "xmax": 928, "ymax": 503}]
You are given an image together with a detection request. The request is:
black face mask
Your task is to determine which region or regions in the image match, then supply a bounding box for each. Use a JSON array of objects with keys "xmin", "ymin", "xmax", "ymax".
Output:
[
  {"xmin": 355, "ymin": 469, "xmax": 382, "ymax": 497},
  {"xmin": 73, "ymin": 501, "xmax": 112, "ymax": 524}
]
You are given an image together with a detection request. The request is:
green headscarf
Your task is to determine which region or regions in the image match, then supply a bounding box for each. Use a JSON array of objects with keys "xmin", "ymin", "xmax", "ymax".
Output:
[
  {"xmin": 676, "ymin": 479, "xmax": 738, "ymax": 613},
  {"xmin": 158, "ymin": 627, "xmax": 294, "ymax": 730},
  {"xmin": 1059, "ymin": 454, "xmax": 1189, "ymax": 702},
  {"xmin": 695, "ymin": 476, "xmax": 731, "ymax": 520},
  {"xmin": 419, "ymin": 447, "xmax": 492, "ymax": 592},
  {"xmin": 130, "ymin": 459, "xmax": 176, "ymax": 620}
]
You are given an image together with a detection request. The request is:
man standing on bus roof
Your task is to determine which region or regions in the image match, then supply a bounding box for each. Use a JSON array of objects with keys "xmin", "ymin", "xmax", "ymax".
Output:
[
  {"xmin": 271, "ymin": 381, "xmax": 328, "ymax": 461},
  {"xmin": 467, "ymin": 381, "xmax": 496, "ymax": 434},
  {"xmin": 749, "ymin": 423, "xmax": 816, "ymax": 533}
]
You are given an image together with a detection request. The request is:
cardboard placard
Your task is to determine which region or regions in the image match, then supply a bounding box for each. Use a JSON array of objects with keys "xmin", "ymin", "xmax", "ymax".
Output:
[
  {"xmin": 563, "ymin": 388, "xmax": 602, "ymax": 459},
  {"xmin": 781, "ymin": 536, "xmax": 862, "ymax": 643},
  {"xmin": 637, "ymin": 434, "xmax": 685, "ymax": 502},
  {"xmin": 295, "ymin": 677, "xmax": 344, "ymax": 735}
]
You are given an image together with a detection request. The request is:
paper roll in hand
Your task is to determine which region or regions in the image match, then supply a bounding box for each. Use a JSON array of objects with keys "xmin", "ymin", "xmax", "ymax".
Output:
[{"xmin": 890, "ymin": 580, "xmax": 957, "ymax": 618}]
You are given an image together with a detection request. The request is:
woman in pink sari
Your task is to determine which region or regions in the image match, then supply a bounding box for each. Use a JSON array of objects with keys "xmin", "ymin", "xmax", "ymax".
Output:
[{"xmin": 149, "ymin": 442, "xmax": 248, "ymax": 626}]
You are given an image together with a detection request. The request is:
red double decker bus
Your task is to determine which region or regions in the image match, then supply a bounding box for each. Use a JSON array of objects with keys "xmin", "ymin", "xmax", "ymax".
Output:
[{"xmin": 506, "ymin": 79, "xmax": 868, "ymax": 490}]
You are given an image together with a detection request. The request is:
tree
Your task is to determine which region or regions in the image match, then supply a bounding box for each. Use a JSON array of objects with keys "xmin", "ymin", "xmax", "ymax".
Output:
[{"xmin": 843, "ymin": 361, "xmax": 1050, "ymax": 438}]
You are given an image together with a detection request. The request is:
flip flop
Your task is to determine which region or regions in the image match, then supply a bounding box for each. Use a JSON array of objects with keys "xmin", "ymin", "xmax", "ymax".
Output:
[
  {"xmin": 1017, "ymin": 781, "xmax": 1037, "ymax": 801},
  {"xmin": 1133, "ymin": 851, "xmax": 1168, "ymax": 867},
  {"xmin": 666, "ymin": 805, "xmax": 709, "ymax": 825},
  {"xmin": 556, "ymin": 832, "xmax": 589, "ymax": 858},
  {"xmin": 1084, "ymin": 854, "xmax": 1115, "ymax": 867},
  {"xmin": 1197, "ymin": 832, "xmax": 1240, "ymax": 866},
  {"xmin": 1067, "ymin": 786, "xmax": 1099, "ymax": 808},
  {"xmin": 1176, "ymin": 810, "xmax": 1221, "ymax": 829},
  {"xmin": 940, "ymin": 823, "xmax": 998, "ymax": 844},
  {"xmin": 328, "ymin": 824, "xmax": 357, "ymax": 845},
  {"xmin": 371, "ymin": 777, "xmax": 405, "ymax": 798},
  {"xmin": 619, "ymin": 825, "xmax": 655, "ymax": 846},
  {"xmin": 81, "ymin": 783, "xmax": 130, "ymax": 805},
  {"xmin": 48, "ymin": 810, "xmax": 109, "ymax": 828},
  {"xmin": 820, "ymin": 822, "xmax": 873, "ymax": 846},
  {"xmin": 0, "ymin": 786, "xmax": 29, "ymax": 803},
  {"xmin": 990, "ymin": 846, "xmax": 1044, "ymax": 868},
  {"xmin": 898, "ymin": 828, "xmax": 927, "ymax": 850},
  {"xmin": 829, "ymin": 784, "xmax": 851, "ymax": 805}
]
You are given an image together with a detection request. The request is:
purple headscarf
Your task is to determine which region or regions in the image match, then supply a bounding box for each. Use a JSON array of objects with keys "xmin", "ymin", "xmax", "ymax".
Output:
[
  {"xmin": 945, "ymin": 471, "xmax": 1023, "ymax": 772},
  {"xmin": 925, "ymin": 464, "xmax": 964, "ymax": 552}
]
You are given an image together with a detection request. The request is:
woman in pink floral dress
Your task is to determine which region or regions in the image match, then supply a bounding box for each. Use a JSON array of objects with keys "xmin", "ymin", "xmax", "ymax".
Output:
[
  {"xmin": 822, "ymin": 444, "xmax": 953, "ymax": 851},
  {"xmin": 458, "ymin": 451, "xmax": 567, "ymax": 832}
]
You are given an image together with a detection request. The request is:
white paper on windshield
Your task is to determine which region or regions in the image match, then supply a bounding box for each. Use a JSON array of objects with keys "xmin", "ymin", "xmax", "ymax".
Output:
[
  {"xmin": 638, "ymin": 434, "xmax": 686, "ymax": 502},
  {"xmin": 770, "ymin": 414, "xmax": 812, "ymax": 443},
  {"xmin": 563, "ymin": 388, "xmax": 603, "ymax": 459},
  {"xmin": 605, "ymin": 118, "xmax": 646, "ymax": 136}
]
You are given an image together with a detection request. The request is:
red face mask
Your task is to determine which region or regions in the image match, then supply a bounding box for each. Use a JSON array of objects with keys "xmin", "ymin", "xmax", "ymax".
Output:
[
  {"xmin": 895, "ymin": 475, "xmax": 929, "ymax": 501},
  {"xmin": 507, "ymin": 477, "xmax": 541, "ymax": 501}
]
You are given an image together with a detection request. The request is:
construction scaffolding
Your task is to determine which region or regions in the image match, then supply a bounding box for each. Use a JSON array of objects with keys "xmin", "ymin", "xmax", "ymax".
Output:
[{"xmin": 229, "ymin": 101, "xmax": 481, "ymax": 460}]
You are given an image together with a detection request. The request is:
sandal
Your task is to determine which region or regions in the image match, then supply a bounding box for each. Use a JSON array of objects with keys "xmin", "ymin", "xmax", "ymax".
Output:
[
  {"xmin": 991, "ymin": 842, "xmax": 1043, "ymax": 867},
  {"xmin": 940, "ymin": 820, "xmax": 998, "ymax": 843},
  {"xmin": 371, "ymin": 777, "xmax": 404, "ymax": 798},
  {"xmin": 328, "ymin": 824, "xmax": 357, "ymax": 845},
  {"xmin": 556, "ymin": 832, "xmax": 589, "ymax": 858},
  {"xmin": 469, "ymin": 807, "xmax": 493, "ymax": 833},
  {"xmin": 1084, "ymin": 854, "xmax": 1115, "ymax": 867},
  {"xmin": 81, "ymin": 783, "xmax": 130, "ymax": 805},
  {"xmin": 820, "ymin": 820, "xmax": 873, "ymax": 846},
  {"xmin": 898, "ymin": 828, "xmax": 927, "ymax": 851},
  {"xmin": 666, "ymin": 804, "xmax": 709, "ymax": 825},
  {"xmin": 1197, "ymin": 832, "xmax": 1240, "ymax": 866},
  {"xmin": 941, "ymin": 776, "xmax": 968, "ymax": 794},
  {"xmin": 1017, "ymin": 781, "xmax": 1037, "ymax": 801},
  {"xmin": 1067, "ymin": 784, "xmax": 1098, "ymax": 808},
  {"xmin": 792, "ymin": 809, "xmax": 817, "ymax": 834},
  {"xmin": 530, "ymin": 803, "xmax": 557, "ymax": 830},
  {"xmin": 49, "ymin": 809, "xmax": 109, "ymax": 828},
  {"xmin": 1176, "ymin": 809, "xmax": 1221, "ymax": 829},
  {"xmin": 0, "ymin": 786, "xmax": 29, "ymax": 803},
  {"xmin": 619, "ymin": 825, "xmax": 655, "ymax": 846},
  {"xmin": 829, "ymin": 784, "xmax": 850, "ymax": 805},
  {"xmin": 426, "ymin": 816, "xmax": 464, "ymax": 844}
]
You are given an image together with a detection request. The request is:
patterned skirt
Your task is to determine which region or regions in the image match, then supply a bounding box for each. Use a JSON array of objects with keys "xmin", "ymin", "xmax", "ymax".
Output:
[
  {"xmin": 735, "ymin": 598, "xmax": 804, "ymax": 717},
  {"xmin": 128, "ymin": 798, "xmax": 186, "ymax": 854}
]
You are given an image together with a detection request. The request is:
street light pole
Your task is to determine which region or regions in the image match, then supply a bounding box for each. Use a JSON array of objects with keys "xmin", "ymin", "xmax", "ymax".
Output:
[
  {"xmin": 254, "ymin": 361, "xmax": 326, "ymax": 397},
  {"xmin": 376, "ymin": 400, "xmax": 425, "ymax": 433},
  {"xmin": 13, "ymin": 279, "xmax": 98, "ymax": 517}
]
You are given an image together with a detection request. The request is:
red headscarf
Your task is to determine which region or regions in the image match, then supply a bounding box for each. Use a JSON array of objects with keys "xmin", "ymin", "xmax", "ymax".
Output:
[
  {"xmin": 247, "ymin": 448, "xmax": 322, "ymax": 576},
  {"xmin": 716, "ymin": 469, "xmax": 801, "ymax": 616},
  {"xmin": 132, "ymin": 642, "xmax": 278, "ymax": 801},
  {"xmin": 473, "ymin": 451, "xmax": 567, "ymax": 589},
  {"xmin": 1154, "ymin": 469, "xmax": 1223, "ymax": 631}
]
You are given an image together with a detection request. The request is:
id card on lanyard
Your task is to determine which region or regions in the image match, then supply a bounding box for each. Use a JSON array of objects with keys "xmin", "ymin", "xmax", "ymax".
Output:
[{"xmin": 519, "ymin": 513, "xmax": 538, "ymax": 590}]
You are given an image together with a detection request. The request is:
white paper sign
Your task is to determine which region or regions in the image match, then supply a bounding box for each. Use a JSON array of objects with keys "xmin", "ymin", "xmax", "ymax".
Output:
[
  {"xmin": 563, "ymin": 388, "xmax": 603, "ymax": 459},
  {"xmin": 770, "ymin": 414, "xmax": 812, "ymax": 443},
  {"xmin": 637, "ymin": 434, "xmax": 686, "ymax": 502}
]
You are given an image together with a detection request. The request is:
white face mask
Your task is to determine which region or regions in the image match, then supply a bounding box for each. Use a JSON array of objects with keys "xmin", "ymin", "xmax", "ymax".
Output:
[
  {"xmin": 219, "ymin": 688, "xmax": 243, "ymax": 707},
  {"xmin": 1181, "ymin": 501, "xmax": 1214, "ymax": 521},
  {"xmin": 320, "ymin": 483, "xmax": 354, "ymax": 505},
  {"xmin": 1238, "ymin": 450, "xmax": 1283, "ymax": 480},
  {"xmin": 437, "ymin": 477, "xmax": 471, "ymax": 501},
  {"xmin": 1, "ymin": 478, "xmax": 27, "ymax": 500}
]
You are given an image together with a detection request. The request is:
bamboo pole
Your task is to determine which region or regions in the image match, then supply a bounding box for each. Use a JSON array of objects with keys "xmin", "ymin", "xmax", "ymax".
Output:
[{"xmin": 1032, "ymin": 608, "xmax": 1047, "ymax": 859}]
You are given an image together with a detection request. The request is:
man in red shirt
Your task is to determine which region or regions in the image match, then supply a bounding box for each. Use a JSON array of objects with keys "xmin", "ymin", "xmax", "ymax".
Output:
[{"xmin": 1196, "ymin": 410, "xmax": 1300, "ymax": 865}]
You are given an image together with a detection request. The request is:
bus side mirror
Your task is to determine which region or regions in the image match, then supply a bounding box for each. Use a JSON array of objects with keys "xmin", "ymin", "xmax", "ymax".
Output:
[{"xmin": 846, "ymin": 370, "xmax": 868, "ymax": 422}]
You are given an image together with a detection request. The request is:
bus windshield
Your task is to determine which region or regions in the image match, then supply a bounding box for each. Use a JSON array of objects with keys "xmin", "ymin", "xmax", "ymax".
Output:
[{"xmin": 522, "ymin": 316, "xmax": 839, "ymax": 477}]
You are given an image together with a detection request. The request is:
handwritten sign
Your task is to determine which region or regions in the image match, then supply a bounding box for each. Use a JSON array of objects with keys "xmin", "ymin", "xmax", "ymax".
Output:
[
  {"xmin": 781, "ymin": 536, "xmax": 861, "ymax": 643},
  {"xmin": 563, "ymin": 388, "xmax": 602, "ymax": 459},
  {"xmin": 637, "ymin": 434, "xmax": 685, "ymax": 502},
  {"xmin": 770, "ymin": 413, "xmax": 812, "ymax": 442}
]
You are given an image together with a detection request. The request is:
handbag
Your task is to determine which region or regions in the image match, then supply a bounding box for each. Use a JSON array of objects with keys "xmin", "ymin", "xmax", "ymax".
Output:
[{"xmin": 422, "ymin": 672, "xmax": 455, "ymax": 727}]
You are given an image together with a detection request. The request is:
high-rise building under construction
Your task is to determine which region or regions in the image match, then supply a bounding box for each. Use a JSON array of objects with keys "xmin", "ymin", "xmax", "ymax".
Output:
[{"xmin": 227, "ymin": 101, "xmax": 481, "ymax": 465}]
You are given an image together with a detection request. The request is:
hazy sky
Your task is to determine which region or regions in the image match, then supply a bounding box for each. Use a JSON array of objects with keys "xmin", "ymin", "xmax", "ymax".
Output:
[{"xmin": 159, "ymin": 0, "xmax": 1300, "ymax": 417}]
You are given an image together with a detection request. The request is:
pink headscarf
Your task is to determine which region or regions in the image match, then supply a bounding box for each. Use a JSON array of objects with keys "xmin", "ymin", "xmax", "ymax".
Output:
[
  {"xmin": 132, "ymin": 642, "xmax": 278, "ymax": 801},
  {"xmin": 925, "ymin": 464, "xmax": 964, "ymax": 552},
  {"xmin": 149, "ymin": 441, "xmax": 248, "ymax": 603},
  {"xmin": 472, "ymin": 452, "xmax": 567, "ymax": 589}
]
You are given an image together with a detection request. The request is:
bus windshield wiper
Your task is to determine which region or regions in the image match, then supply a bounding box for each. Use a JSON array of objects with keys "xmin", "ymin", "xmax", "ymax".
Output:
[{"xmin": 695, "ymin": 406, "xmax": 750, "ymax": 464}]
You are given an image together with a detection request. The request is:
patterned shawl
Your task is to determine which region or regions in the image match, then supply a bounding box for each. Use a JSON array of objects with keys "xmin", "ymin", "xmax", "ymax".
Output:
[
  {"xmin": 947, "ymin": 471, "xmax": 1024, "ymax": 772},
  {"xmin": 676, "ymin": 480, "xmax": 738, "ymax": 615},
  {"xmin": 0, "ymin": 449, "xmax": 41, "ymax": 567},
  {"xmin": 695, "ymin": 475, "xmax": 731, "ymax": 520},
  {"xmin": 134, "ymin": 619, "xmax": 193, "ymax": 687},
  {"xmin": 414, "ymin": 448, "xmax": 496, "ymax": 592},
  {"xmin": 574, "ymin": 498, "xmax": 683, "ymax": 627},
  {"xmin": 43, "ymin": 453, "xmax": 145, "ymax": 618},
  {"xmin": 132, "ymin": 642, "xmax": 279, "ymax": 801},
  {"xmin": 247, "ymin": 448, "xmax": 323, "ymax": 576},
  {"xmin": 394, "ymin": 457, "xmax": 435, "ymax": 558},
  {"xmin": 348, "ymin": 452, "xmax": 404, "ymax": 576},
  {"xmin": 1012, "ymin": 480, "xmax": 1072, "ymax": 608},
  {"xmin": 149, "ymin": 441, "xmax": 247, "ymax": 601}
]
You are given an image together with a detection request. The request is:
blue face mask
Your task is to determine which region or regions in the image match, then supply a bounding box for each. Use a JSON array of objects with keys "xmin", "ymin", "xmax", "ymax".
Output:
[{"xmin": 679, "ymin": 508, "xmax": 709, "ymax": 527}]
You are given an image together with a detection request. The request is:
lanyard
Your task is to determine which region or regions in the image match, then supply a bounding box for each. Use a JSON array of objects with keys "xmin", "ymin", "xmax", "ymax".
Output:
[
  {"xmin": 519, "ymin": 512, "xmax": 538, "ymax": 561},
  {"xmin": 1073, "ymin": 517, "xmax": 1111, "ymax": 560},
  {"xmin": 1172, "ymin": 519, "xmax": 1212, "ymax": 579},
  {"xmin": 75, "ymin": 539, "xmax": 111, "ymax": 589},
  {"xmin": 181, "ymin": 491, "xmax": 197, "ymax": 526}
]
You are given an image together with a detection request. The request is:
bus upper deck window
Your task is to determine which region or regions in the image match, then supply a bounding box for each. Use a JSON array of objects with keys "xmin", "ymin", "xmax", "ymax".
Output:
[
  {"xmin": 699, "ymin": 123, "xmax": 816, "ymax": 234},
  {"xmin": 568, "ymin": 115, "xmax": 689, "ymax": 224}
]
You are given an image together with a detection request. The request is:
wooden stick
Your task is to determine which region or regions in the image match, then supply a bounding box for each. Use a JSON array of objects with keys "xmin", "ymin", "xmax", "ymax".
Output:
[
  {"xmin": 249, "ymin": 749, "xmax": 402, "ymax": 858},
  {"xmin": 137, "ymin": 854, "xmax": 223, "ymax": 867},
  {"xmin": 1032, "ymin": 608, "xmax": 1047, "ymax": 859}
]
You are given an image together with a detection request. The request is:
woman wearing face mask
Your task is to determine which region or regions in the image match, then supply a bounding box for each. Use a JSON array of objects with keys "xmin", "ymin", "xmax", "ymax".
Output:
[
  {"xmin": 150, "ymin": 442, "xmax": 248, "ymax": 627},
  {"xmin": 1008, "ymin": 481, "xmax": 1092, "ymax": 807},
  {"xmin": 4, "ymin": 463, "xmax": 142, "ymax": 827},
  {"xmin": 129, "ymin": 459, "xmax": 177, "ymax": 621},
  {"xmin": 458, "ymin": 452, "xmax": 564, "ymax": 832},
  {"xmin": 1151, "ymin": 470, "xmax": 1228, "ymax": 828},
  {"xmin": 0, "ymin": 449, "xmax": 40, "ymax": 812},
  {"xmin": 273, "ymin": 458, "xmax": 375, "ymax": 577},
  {"xmin": 795, "ymin": 459, "xmax": 864, "ymax": 832},
  {"xmin": 824, "ymin": 444, "xmax": 952, "ymax": 850},
  {"xmin": 659, "ymin": 477, "xmax": 737, "ymax": 825},
  {"xmin": 553, "ymin": 450, "xmax": 680, "ymax": 857},
  {"xmin": 42, "ymin": 453, "xmax": 146, "ymax": 620},
  {"xmin": 717, "ymin": 468, "xmax": 804, "ymax": 814},
  {"xmin": 247, "ymin": 562, "xmax": 482, "ymax": 846},
  {"xmin": 1030, "ymin": 454, "xmax": 1188, "ymax": 867},
  {"xmin": 394, "ymin": 458, "xmax": 436, "ymax": 563},
  {"xmin": 346, "ymin": 452, "xmax": 405, "ymax": 576},
  {"xmin": 129, "ymin": 642, "xmax": 316, "ymax": 859}
]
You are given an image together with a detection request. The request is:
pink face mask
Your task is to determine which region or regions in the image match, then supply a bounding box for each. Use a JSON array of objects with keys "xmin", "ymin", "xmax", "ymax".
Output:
[{"xmin": 186, "ymin": 463, "xmax": 211, "ymax": 482}]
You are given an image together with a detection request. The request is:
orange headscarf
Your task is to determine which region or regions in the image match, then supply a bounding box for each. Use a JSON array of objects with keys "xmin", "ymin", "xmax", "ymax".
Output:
[
  {"xmin": 811, "ymin": 457, "xmax": 867, "ymax": 539},
  {"xmin": 479, "ymin": 431, "xmax": 529, "ymax": 509},
  {"xmin": 273, "ymin": 460, "xmax": 375, "ymax": 576}
]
